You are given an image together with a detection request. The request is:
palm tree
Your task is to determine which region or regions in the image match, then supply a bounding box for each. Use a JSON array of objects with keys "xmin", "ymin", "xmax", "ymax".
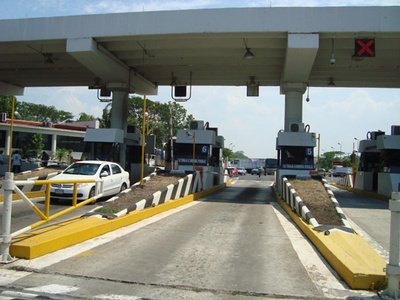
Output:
[{"xmin": 55, "ymin": 148, "xmax": 68, "ymax": 165}]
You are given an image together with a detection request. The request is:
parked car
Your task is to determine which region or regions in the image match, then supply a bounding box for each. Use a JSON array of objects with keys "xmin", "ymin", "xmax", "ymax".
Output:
[
  {"xmin": 237, "ymin": 167, "xmax": 247, "ymax": 175},
  {"xmin": 50, "ymin": 160, "xmax": 130, "ymax": 203},
  {"xmin": 251, "ymin": 168, "xmax": 260, "ymax": 175}
]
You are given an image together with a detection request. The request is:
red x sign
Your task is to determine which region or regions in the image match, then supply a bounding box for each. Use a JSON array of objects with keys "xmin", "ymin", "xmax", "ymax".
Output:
[{"xmin": 354, "ymin": 39, "xmax": 375, "ymax": 57}]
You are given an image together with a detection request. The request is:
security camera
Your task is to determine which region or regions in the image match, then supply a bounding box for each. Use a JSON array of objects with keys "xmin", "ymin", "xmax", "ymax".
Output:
[{"xmin": 330, "ymin": 56, "xmax": 336, "ymax": 66}]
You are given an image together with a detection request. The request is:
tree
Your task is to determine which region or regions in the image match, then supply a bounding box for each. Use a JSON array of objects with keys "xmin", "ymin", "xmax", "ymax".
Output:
[
  {"xmin": 222, "ymin": 148, "xmax": 235, "ymax": 161},
  {"xmin": 76, "ymin": 112, "xmax": 95, "ymax": 122},
  {"xmin": 318, "ymin": 151, "xmax": 351, "ymax": 170},
  {"xmin": 55, "ymin": 148, "xmax": 68, "ymax": 163},
  {"xmin": 31, "ymin": 133, "xmax": 44, "ymax": 156},
  {"xmin": 233, "ymin": 151, "xmax": 248, "ymax": 159},
  {"xmin": 0, "ymin": 96, "xmax": 74, "ymax": 123},
  {"xmin": 17, "ymin": 102, "xmax": 74, "ymax": 123},
  {"xmin": 0, "ymin": 96, "xmax": 14, "ymax": 117},
  {"xmin": 99, "ymin": 96, "xmax": 195, "ymax": 149},
  {"xmin": 99, "ymin": 103, "xmax": 112, "ymax": 128}
]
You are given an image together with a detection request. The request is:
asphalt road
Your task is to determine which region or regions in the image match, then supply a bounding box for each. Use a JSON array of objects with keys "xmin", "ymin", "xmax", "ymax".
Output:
[{"xmin": 0, "ymin": 174, "xmax": 390, "ymax": 300}]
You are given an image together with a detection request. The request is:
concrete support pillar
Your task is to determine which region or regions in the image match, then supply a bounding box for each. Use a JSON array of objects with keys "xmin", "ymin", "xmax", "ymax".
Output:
[
  {"xmin": 109, "ymin": 83, "xmax": 129, "ymax": 168},
  {"xmin": 4, "ymin": 129, "xmax": 10, "ymax": 155},
  {"xmin": 110, "ymin": 90, "xmax": 129, "ymax": 131},
  {"xmin": 281, "ymin": 83, "xmax": 307, "ymax": 132},
  {"xmin": 51, "ymin": 134, "xmax": 57, "ymax": 154},
  {"xmin": 385, "ymin": 192, "xmax": 400, "ymax": 299}
]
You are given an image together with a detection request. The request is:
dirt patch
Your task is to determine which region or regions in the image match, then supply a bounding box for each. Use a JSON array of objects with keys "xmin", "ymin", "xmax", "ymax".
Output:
[
  {"xmin": 0, "ymin": 167, "xmax": 64, "ymax": 188},
  {"xmin": 289, "ymin": 179, "xmax": 343, "ymax": 226},
  {"xmin": 13, "ymin": 167, "xmax": 64, "ymax": 180},
  {"xmin": 98, "ymin": 175, "xmax": 183, "ymax": 212}
]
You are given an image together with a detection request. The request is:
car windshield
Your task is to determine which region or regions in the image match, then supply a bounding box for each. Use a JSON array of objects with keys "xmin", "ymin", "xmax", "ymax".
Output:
[{"xmin": 63, "ymin": 163, "xmax": 100, "ymax": 175}]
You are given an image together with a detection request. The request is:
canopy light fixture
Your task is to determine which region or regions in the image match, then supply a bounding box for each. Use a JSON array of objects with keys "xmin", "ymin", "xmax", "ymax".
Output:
[
  {"xmin": 27, "ymin": 45, "xmax": 56, "ymax": 64},
  {"xmin": 43, "ymin": 53, "xmax": 55, "ymax": 64},
  {"xmin": 330, "ymin": 38, "xmax": 336, "ymax": 66},
  {"xmin": 243, "ymin": 38, "xmax": 254, "ymax": 60},
  {"xmin": 247, "ymin": 76, "xmax": 259, "ymax": 96}
]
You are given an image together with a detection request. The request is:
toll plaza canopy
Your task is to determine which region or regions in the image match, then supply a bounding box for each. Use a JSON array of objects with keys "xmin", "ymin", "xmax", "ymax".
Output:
[{"xmin": 1, "ymin": 6, "xmax": 400, "ymax": 97}]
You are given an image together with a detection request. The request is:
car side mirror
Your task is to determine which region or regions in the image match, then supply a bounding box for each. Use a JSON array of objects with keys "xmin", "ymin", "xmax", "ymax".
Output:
[{"xmin": 100, "ymin": 171, "xmax": 109, "ymax": 177}]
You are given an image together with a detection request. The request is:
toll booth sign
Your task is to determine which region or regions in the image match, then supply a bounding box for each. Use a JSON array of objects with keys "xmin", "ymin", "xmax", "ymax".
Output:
[{"xmin": 354, "ymin": 39, "xmax": 375, "ymax": 57}]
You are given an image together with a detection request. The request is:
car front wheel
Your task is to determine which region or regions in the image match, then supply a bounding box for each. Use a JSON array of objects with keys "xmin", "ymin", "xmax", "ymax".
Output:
[
  {"xmin": 89, "ymin": 187, "xmax": 96, "ymax": 204},
  {"xmin": 120, "ymin": 183, "xmax": 127, "ymax": 193}
]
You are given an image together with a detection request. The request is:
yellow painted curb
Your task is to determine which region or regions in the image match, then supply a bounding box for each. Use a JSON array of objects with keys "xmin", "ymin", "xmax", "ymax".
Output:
[
  {"xmin": 10, "ymin": 180, "xmax": 232, "ymax": 259},
  {"xmin": 276, "ymin": 194, "xmax": 386, "ymax": 290}
]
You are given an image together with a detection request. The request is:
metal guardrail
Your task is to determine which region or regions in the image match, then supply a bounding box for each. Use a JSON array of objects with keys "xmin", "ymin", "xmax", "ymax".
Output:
[{"xmin": 1, "ymin": 172, "xmax": 103, "ymax": 263}]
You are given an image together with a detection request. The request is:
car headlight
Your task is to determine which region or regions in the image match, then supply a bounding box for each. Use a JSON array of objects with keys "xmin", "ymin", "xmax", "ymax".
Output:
[{"xmin": 77, "ymin": 183, "xmax": 90, "ymax": 188}]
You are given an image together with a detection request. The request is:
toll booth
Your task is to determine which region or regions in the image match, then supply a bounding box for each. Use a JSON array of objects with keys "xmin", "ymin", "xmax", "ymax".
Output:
[
  {"xmin": 376, "ymin": 126, "xmax": 400, "ymax": 196},
  {"xmin": 355, "ymin": 126, "xmax": 400, "ymax": 197},
  {"xmin": 174, "ymin": 120, "xmax": 225, "ymax": 189},
  {"xmin": 354, "ymin": 131, "xmax": 383, "ymax": 192},
  {"xmin": 275, "ymin": 124, "xmax": 317, "ymax": 194}
]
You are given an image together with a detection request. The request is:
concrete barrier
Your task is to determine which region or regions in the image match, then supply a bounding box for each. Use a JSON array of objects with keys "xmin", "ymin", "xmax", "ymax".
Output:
[
  {"xmin": 277, "ymin": 176, "xmax": 386, "ymax": 290},
  {"xmin": 337, "ymin": 174, "xmax": 353, "ymax": 188}
]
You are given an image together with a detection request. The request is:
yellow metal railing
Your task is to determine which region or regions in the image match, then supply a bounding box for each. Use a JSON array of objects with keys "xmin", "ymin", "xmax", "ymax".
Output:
[{"xmin": 1, "ymin": 174, "xmax": 103, "ymax": 262}]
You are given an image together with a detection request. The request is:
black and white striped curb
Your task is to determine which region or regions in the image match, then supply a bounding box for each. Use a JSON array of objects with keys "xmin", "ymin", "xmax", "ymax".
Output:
[
  {"xmin": 0, "ymin": 168, "xmax": 60, "ymax": 194},
  {"xmin": 91, "ymin": 170, "xmax": 200, "ymax": 218},
  {"xmin": 281, "ymin": 176, "xmax": 352, "ymax": 232}
]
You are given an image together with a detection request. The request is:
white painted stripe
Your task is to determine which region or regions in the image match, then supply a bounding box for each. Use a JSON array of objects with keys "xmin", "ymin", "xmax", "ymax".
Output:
[
  {"xmin": 183, "ymin": 174, "xmax": 192, "ymax": 196},
  {"xmin": 152, "ymin": 190, "xmax": 162, "ymax": 206},
  {"xmin": 26, "ymin": 284, "xmax": 79, "ymax": 294},
  {"xmin": 93, "ymin": 294, "xmax": 143, "ymax": 299},
  {"xmin": 1, "ymin": 290, "xmax": 38, "ymax": 298},
  {"xmin": 174, "ymin": 178, "xmax": 184, "ymax": 199},
  {"xmin": 0, "ymin": 269, "xmax": 32, "ymax": 285},
  {"xmin": 165, "ymin": 184, "xmax": 174, "ymax": 202},
  {"xmin": 135, "ymin": 199, "xmax": 146, "ymax": 211}
]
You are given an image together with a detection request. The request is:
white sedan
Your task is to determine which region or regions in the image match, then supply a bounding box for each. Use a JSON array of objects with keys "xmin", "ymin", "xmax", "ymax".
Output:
[{"xmin": 50, "ymin": 160, "xmax": 130, "ymax": 203}]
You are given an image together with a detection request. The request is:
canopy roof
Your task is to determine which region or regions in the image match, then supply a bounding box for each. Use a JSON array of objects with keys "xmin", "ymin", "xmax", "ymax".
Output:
[{"xmin": 0, "ymin": 6, "xmax": 399, "ymax": 96}]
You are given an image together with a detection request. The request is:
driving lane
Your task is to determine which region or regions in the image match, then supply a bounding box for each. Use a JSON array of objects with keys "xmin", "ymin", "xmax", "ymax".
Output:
[{"xmin": 2, "ymin": 177, "xmax": 375, "ymax": 299}]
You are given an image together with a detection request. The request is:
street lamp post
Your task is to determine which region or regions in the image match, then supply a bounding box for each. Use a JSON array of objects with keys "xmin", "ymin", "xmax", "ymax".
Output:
[
  {"xmin": 140, "ymin": 95, "xmax": 147, "ymax": 186},
  {"xmin": 353, "ymin": 138, "xmax": 359, "ymax": 152},
  {"xmin": 7, "ymin": 97, "xmax": 16, "ymax": 172}
]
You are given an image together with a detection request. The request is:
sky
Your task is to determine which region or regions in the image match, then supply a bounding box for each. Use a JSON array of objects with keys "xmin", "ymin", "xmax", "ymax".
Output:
[{"xmin": 1, "ymin": 0, "xmax": 400, "ymax": 158}]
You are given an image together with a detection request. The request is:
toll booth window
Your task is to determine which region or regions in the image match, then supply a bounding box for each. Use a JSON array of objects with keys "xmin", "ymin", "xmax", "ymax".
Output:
[
  {"xmin": 358, "ymin": 152, "xmax": 380, "ymax": 172},
  {"xmin": 381, "ymin": 149, "xmax": 400, "ymax": 173},
  {"xmin": 0, "ymin": 130, "xmax": 5, "ymax": 147},
  {"xmin": 279, "ymin": 146, "xmax": 314, "ymax": 170}
]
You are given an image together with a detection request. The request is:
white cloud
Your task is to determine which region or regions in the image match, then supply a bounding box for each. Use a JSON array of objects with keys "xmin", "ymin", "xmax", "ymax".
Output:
[{"xmin": 20, "ymin": 87, "xmax": 106, "ymax": 120}]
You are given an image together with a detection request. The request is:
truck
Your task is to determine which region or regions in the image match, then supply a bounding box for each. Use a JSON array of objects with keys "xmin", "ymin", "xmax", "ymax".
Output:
[
  {"xmin": 265, "ymin": 158, "xmax": 278, "ymax": 175},
  {"xmin": 331, "ymin": 165, "xmax": 352, "ymax": 177},
  {"xmin": 230, "ymin": 158, "xmax": 267, "ymax": 173}
]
